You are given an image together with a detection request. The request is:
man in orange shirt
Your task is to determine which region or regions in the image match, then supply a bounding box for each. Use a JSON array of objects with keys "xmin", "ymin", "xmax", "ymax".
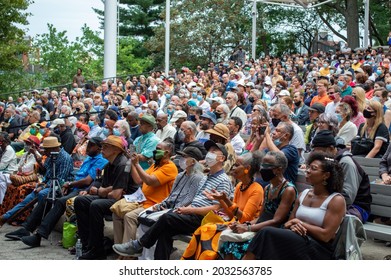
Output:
[
  {"xmin": 310, "ymin": 79, "xmax": 332, "ymax": 106},
  {"xmin": 112, "ymin": 138, "xmax": 178, "ymax": 245}
]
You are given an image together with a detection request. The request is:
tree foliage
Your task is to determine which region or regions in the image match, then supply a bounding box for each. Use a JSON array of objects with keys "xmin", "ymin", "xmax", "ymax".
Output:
[{"xmin": 0, "ymin": 0, "xmax": 31, "ymax": 94}]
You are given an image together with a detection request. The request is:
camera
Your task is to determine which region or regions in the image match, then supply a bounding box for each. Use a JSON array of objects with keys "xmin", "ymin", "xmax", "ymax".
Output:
[{"xmin": 50, "ymin": 151, "xmax": 59, "ymax": 161}]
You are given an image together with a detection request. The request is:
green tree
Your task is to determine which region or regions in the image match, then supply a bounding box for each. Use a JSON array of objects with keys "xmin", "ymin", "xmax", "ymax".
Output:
[
  {"xmin": 0, "ymin": 0, "xmax": 31, "ymax": 94},
  {"xmin": 117, "ymin": 37, "xmax": 152, "ymax": 75}
]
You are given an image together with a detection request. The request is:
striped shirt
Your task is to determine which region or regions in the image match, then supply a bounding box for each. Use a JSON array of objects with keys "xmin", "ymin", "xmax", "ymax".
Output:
[{"xmin": 191, "ymin": 169, "xmax": 233, "ymax": 208}]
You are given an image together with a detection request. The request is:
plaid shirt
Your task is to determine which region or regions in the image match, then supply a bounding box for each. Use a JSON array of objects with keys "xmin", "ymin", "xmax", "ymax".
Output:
[{"xmin": 43, "ymin": 148, "xmax": 74, "ymax": 187}]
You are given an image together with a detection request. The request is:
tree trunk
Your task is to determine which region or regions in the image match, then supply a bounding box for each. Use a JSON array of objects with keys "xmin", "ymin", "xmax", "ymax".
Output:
[{"xmin": 346, "ymin": 0, "xmax": 360, "ymax": 49}]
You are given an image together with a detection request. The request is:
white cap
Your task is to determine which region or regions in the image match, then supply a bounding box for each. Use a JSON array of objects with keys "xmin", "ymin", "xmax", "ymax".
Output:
[
  {"xmin": 170, "ymin": 110, "xmax": 187, "ymax": 123},
  {"xmin": 49, "ymin": 118, "xmax": 65, "ymax": 129}
]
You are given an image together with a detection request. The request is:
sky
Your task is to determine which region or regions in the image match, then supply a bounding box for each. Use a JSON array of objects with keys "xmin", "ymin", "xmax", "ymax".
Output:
[{"xmin": 25, "ymin": 0, "xmax": 104, "ymax": 41}]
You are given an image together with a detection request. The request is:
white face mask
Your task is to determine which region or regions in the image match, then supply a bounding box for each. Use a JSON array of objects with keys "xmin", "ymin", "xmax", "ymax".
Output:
[
  {"xmin": 205, "ymin": 152, "xmax": 218, "ymax": 167},
  {"xmin": 179, "ymin": 157, "xmax": 188, "ymax": 170}
]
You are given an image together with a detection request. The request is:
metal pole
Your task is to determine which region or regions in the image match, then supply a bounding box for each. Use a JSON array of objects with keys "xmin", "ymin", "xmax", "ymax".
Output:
[
  {"xmin": 364, "ymin": 0, "xmax": 369, "ymax": 48},
  {"xmin": 104, "ymin": 0, "xmax": 117, "ymax": 81},
  {"xmin": 165, "ymin": 0, "xmax": 170, "ymax": 76},
  {"xmin": 252, "ymin": 0, "xmax": 257, "ymax": 59}
]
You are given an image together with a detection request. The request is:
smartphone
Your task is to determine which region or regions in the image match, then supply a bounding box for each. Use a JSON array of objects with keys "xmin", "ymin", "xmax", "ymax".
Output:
[{"xmin": 259, "ymin": 126, "xmax": 266, "ymax": 135}]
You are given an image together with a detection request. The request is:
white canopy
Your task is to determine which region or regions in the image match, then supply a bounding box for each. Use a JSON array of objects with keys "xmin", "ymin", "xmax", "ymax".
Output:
[{"xmin": 255, "ymin": 0, "xmax": 334, "ymax": 9}]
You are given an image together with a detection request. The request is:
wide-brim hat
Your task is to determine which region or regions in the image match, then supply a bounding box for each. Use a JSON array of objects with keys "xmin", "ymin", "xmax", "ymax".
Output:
[
  {"xmin": 102, "ymin": 135, "xmax": 126, "ymax": 152},
  {"xmin": 41, "ymin": 136, "xmax": 61, "ymax": 148},
  {"xmin": 24, "ymin": 135, "xmax": 40, "ymax": 147},
  {"xmin": 205, "ymin": 123, "xmax": 229, "ymax": 140}
]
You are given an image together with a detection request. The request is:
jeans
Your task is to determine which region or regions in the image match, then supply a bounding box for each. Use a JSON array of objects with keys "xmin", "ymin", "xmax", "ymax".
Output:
[
  {"xmin": 3, "ymin": 188, "xmax": 50, "ymax": 220},
  {"xmin": 23, "ymin": 191, "xmax": 79, "ymax": 238}
]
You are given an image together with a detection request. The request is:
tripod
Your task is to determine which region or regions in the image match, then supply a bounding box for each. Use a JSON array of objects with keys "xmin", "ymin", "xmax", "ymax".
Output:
[{"xmin": 42, "ymin": 152, "xmax": 63, "ymax": 245}]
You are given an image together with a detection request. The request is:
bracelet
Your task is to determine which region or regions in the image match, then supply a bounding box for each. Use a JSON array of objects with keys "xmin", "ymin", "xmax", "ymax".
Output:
[{"xmin": 246, "ymin": 222, "xmax": 252, "ymax": 232}]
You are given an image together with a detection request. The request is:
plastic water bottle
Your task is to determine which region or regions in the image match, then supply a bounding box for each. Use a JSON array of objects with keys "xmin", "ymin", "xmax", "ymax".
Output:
[{"xmin": 75, "ymin": 239, "xmax": 82, "ymax": 260}]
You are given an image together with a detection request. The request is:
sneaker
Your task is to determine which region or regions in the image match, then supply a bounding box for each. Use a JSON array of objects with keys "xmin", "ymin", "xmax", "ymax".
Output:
[
  {"xmin": 112, "ymin": 240, "xmax": 142, "ymax": 257},
  {"xmin": 5, "ymin": 227, "xmax": 30, "ymax": 240},
  {"xmin": 78, "ymin": 247, "xmax": 106, "ymax": 260},
  {"xmin": 21, "ymin": 234, "xmax": 41, "ymax": 247}
]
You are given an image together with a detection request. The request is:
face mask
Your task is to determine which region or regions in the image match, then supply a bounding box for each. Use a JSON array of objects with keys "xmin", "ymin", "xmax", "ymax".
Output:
[
  {"xmin": 363, "ymin": 109, "xmax": 374, "ymax": 119},
  {"xmin": 248, "ymin": 97, "xmax": 255, "ymax": 103},
  {"xmin": 103, "ymin": 128, "xmax": 110, "ymax": 136},
  {"xmin": 335, "ymin": 113, "xmax": 343, "ymax": 123},
  {"xmin": 386, "ymin": 84, "xmax": 391, "ymax": 92},
  {"xmin": 260, "ymin": 168, "xmax": 276, "ymax": 182},
  {"xmin": 77, "ymin": 131, "xmax": 85, "ymax": 139},
  {"xmin": 165, "ymin": 93, "xmax": 171, "ymax": 99},
  {"xmin": 197, "ymin": 96, "xmax": 203, "ymax": 101},
  {"xmin": 113, "ymin": 128, "xmax": 121, "ymax": 136},
  {"xmin": 323, "ymin": 64, "xmax": 328, "ymax": 68},
  {"xmin": 177, "ymin": 130, "xmax": 185, "ymax": 142},
  {"xmin": 192, "ymin": 92, "xmax": 197, "ymax": 98},
  {"xmin": 189, "ymin": 115, "xmax": 196, "ymax": 122},
  {"xmin": 372, "ymin": 96, "xmax": 380, "ymax": 103},
  {"xmin": 122, "ymin": 112, "xmax": 128, "ymax": 118},
  {"xmin": 30, "ymin": 128, "xmax": 37, "ymax": 135},
  {"xmin": 39, "ymin": 128, "xmax": 45, "ymax": 135},
  {"xmin": 153, "ymin": 149, "xmax": 165, "ymax": 161},
  {"xmin": 376, "ymin": 70, "xmax": 383, "ymax": 76},
  {"xmin": 22, "ymin": 112, "xmax": 28, "ymax": 117},
  {"xmin": 205, "ymin": 152, "xmax": 218, "ymax": 167},
  {"xmin": 179, "ymin": 157, "xmax": 188, "ymax": 170},
  {"xmin": 273, "ymin": 137, "xmax": 282, "ymax": 147},
  {"xmin": 337, "ymin": 81, "xmax": 345, "ymax": 88},
  {"xmin": 211, "ymin": 92, "xmax": 217, "ymax": 98},
  {"xmin": 330, "ymin": 70, "xmax": 335, "ymax": 75},
  {"xmin": 271, "ymin": 118, "xmax": 281, "ymax": 127},
  {"xmin": 167, "ymin": 109, "xmax": 174, "ymax": 115},
  {"xmin": 88, "ymin": 120, "xmax": 95, "ymax": 128},
  {"xmin": 214, "ymin": 111, "xmax": 221, "ymax": 119},
  {"xmin": 294, "ymin": 101, "xmax": 301, "ymax": 107},
  {"xmin": 54, "ymin": 128, "xmax": 60, "ymax": 134}
]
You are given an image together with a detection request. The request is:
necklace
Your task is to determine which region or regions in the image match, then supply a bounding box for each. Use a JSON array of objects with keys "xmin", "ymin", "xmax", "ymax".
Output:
[
  {"xmin": 269, "ymin": 179, "xmax": 286, "ymax": 197},
  {"xmin": 240, "ymin": 179, "xmax": 254, "ymax": 192}
]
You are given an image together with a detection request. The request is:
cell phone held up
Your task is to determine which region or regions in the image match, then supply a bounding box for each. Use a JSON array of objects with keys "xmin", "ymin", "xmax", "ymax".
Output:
[{"xmin": 258, "ymin": 126, "xmax": 266, "ymax": 135}]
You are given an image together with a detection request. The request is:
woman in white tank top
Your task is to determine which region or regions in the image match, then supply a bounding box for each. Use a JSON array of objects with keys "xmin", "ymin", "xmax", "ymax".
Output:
[{"xmin": 243, "ymin": 151, "xmax": 346, "ymax": 260}]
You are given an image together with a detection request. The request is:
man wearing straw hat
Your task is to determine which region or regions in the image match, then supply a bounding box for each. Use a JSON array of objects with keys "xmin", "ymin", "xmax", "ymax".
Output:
[{"xmin": 74, "ymin": 135, "xmax": 129, "ymax": 260}]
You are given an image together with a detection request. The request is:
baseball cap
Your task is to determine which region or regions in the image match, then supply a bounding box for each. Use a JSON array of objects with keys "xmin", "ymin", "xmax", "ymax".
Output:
[
  {"xmin": 170, "ymin": 110, "xmax": 187, "ymax": 123},
  {"xmin": 176, "ymin": 146, "xmax": 204, "ymax": 161},
  {"xmin": 311, "ymin": 130, "xmax": 336, "ymax": 148},
  {"xmin": 308, "ymin": 103, "xmax": 325, "ymax": 114},
  {"xmin": 277, "ymin": 90, "xmax": 290, "ymax": 97},
  {"xmin": 88, "ymin": 136, "xmax": 104, "ymax": 147},
  {"xmin": 49, "ymin": 118, "xmax": 65, "ymax": 129}
]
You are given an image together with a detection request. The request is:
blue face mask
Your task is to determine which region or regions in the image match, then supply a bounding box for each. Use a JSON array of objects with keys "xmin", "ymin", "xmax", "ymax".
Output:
[
  {"xmin": 376, "ymin": 70, "xmax": 383, "ymax": 76},
  {"xmin": 211, "ymin": 92, "xmax": 217, "ymax": 98},
  {"xmin": 386, "ymin": 84, "xmax": 391, "ymax": 92},
  {"xmin": 192, "ymin": 92, "xmax": 197, "ymax": 98},
  {"xmin": 88, "ymin": 120, "xmax": 95, "ymax": 128},
  {"xmin": 22, "ymin": 112, "xmax": 28, "ymax": 117},
  {"xmin": 165, "ymin": 93, "xmax": 171, "ymax": 99},
  {"xmin": 273, "ymin": 138, "xmax": 281, "ymax": 147},
  {"xmin": 197, "ymin": 95, "xmax": 202, "ymax": 101},
  {"xmin": 39, "ymin": 128, "xmax": 45, "ymax": 135},
  {"xmin": 337, "ymin": 81, "xmax": 345, "ymax": 88},
  {"xmin": 103, "ymin": 128, "xmax": 110, "ymax": 136},
  {"xmin": 335, "ymin": 113, "xmax": 343, "ymax": 123},
  {"xmin": 167, "ymin": 109, "xmax": 174, "ymax": 115},
  {"xmin": 113, "ymin": 128, "xmax": 121, "ymax": 136}
]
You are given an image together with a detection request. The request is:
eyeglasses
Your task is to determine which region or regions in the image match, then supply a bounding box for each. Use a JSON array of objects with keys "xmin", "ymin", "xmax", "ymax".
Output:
[
  {"xmin": 328, "ymin": 91, "xmax": 335, "ymax": 94},
  {"xmin": 252, "ymin": 109, "xmax": 260, "ymax": 112}
]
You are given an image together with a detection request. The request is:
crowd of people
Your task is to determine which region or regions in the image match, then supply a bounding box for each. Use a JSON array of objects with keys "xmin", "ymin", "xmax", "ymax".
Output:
[{"xmin": 0, "ymin": 45, "xmax": 390, "ymax": 260}]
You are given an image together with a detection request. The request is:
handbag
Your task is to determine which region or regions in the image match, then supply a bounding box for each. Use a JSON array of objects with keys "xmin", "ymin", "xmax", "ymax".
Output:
[
  {"xmin": 137, "ymin": 208, "xmax": 171, "ymax": 226},
  {"xmin": 110, "ymin": 198, "xmax": 140, "ymax": 218},
  {"xmin": 351, "ymin": 137, "xmax": 374, "ymax": 156},
  {"xmin": 217, "ymin": 228, "xmax": 256, "ymax": 250}
]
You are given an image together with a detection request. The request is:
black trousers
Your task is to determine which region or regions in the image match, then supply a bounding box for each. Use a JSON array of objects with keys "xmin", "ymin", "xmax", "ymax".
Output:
[
  {"xmin": 74, "ymin": 195, "xmax": 116, "ymax": 249},
  {"xmin": 23, "ymin": 191, "xmax": 79, "ymax": 239},
  {"xmin": 140, "ymin": 211, "xmax": 203, "ymax": 260}
]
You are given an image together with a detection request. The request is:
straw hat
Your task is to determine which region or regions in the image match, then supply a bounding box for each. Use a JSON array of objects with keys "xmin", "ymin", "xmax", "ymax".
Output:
[
  {"xmin": 205, "ymin": 123, "xmax": 230, "ymax": 140},
  {"xmin": 41, "ymin": 137, "xmax": 61, "ymax": 148}
]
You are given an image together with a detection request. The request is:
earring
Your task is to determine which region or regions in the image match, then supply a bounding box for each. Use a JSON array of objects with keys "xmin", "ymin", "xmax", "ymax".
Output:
[
  {"xmin": 244, "ymin": 169, "xmax": 249, "ymax": 174},
  {"xmin": 323, "ymin": 179, "xmax": 327, "ymax": 186}
]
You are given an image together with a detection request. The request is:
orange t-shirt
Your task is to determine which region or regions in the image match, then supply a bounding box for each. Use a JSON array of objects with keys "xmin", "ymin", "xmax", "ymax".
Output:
[
  {"xmin": 310, "ymin": 94, "xmax": 332, "ymax": 106},
  {"xmin": 141, "ymin": 161, "xmax": 178, "ymax": 209},
  {"xmin": 228, "ymin": 181, "xmax": 264, "ymax": 223}
]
